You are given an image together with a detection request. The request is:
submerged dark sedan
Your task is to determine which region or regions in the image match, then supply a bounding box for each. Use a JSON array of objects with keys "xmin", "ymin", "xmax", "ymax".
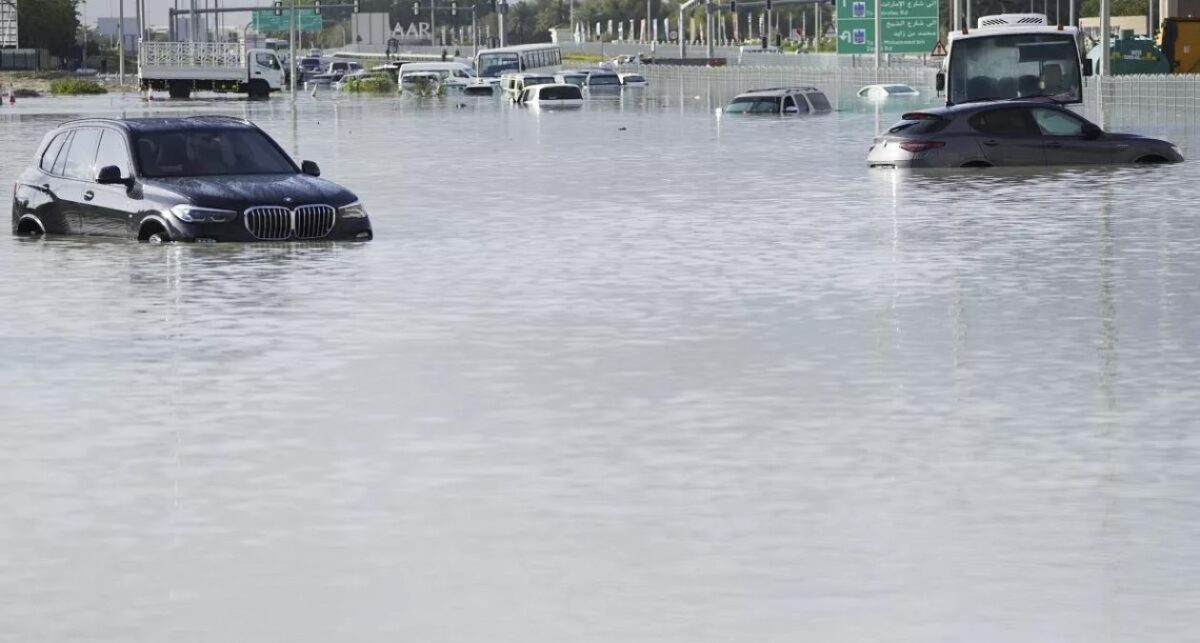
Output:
[
  {"xmin": 12, "ymin": 116, "xmax": 373, "ymax": 242},
  {"xmin": 867, "ymin": 100, "xmax": 1183, "ymax": 168}
]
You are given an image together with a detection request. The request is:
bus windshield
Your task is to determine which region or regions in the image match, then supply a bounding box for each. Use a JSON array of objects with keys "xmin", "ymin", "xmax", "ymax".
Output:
[
  {"xmin": 948, "ymin": 33, "xmax": 1082, "ymax": 104},
  {"xmin": 477, "ymin": 53, "xmax": 519, "ymax": 77}
]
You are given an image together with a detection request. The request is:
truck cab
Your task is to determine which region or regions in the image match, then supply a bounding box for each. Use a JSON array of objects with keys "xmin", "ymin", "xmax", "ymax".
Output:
[
  {"xmin": 938, "ymin": 14, "xmax": 1092, "ymax": 106},
  {"xmin": 247, "ymin": 48, "xmax": 286, "ymax": 91}
]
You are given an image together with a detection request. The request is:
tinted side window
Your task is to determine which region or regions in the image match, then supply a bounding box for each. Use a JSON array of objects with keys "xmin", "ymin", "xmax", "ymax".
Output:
[
  {"xmin": 95, "ymin": 129, "xmax": 132, "ymax": 177},
  {"xmin": 1032, "ymin": 108, "xmax": 1087, "ymax": 136},
  {"xmin": 969, "ymin": 108, "xmax": 1039, "ymax": 136},
  {"xmin": 52, "ymin": 131, "xmax": 74, "ymax": 176},
  {"xmin": 40, "ymin": 133, "xmax": 67, "ymax": 172},
  {"xmin": 807, "ymin": 92, "xmax": 832, "ymax": 111},
  {"xmin": 63, "ymin": 128, "xmax": 101, "ymax": 180},
  {"xmin": 888, "ymin": 117, "xmax": 950, "ymax": 135}
]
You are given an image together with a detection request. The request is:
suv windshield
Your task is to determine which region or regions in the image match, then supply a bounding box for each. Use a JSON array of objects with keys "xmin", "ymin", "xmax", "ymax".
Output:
[
  {"xmin": 948, "ymin": 33, "xmax": 1082, "ymax": 104},
  {"xmin": 726, "ymin": 96, "xmax": 781, "ymax": 113},
  {"xmin": 133, "ymin": 128, "xmax": 297, "ymax": 178}
]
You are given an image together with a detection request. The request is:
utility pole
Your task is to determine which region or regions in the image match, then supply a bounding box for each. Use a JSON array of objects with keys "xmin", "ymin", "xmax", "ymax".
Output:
[
  {"xmin": 873, "ymin": 0, "xmax": 880, "ymax": 68},
  {"xmin": 646, "ymin": 0, "xmax": 652, "ymax": 42},
  {"xmin": 706, "ymin": 2, "xmax": 714, "ymax": 58},
  {"xmin": 430, "ymin": 0, "xmax": 436, "ymax": 46},
  {"xmin": 289, "ymin": 0, "xmax": 296, "ymax": 99},
  {"xmin": 119, "ymin": 0, "xmax": 125, "ymax": 84},
  {"xmin": 1099, "ymin": 0, "xmax": 1110, "ymax": 75},
  {"xmin": 498, "ymin": 1, "xmax": 506, "ymax": 46}
]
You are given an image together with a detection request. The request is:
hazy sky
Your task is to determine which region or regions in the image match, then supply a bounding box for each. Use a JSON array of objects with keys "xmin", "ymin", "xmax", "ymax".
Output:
[{"xmin": 83, "ymin": 0, "xmax": 282, "ymax": 29}]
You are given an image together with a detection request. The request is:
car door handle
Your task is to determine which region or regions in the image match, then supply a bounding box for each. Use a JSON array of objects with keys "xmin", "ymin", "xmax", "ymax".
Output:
[
  {"xmin": 982, "ymin": 140, "xmax": 998, "ymax": 147},
  {"xmin": 83, "ymin": 190, "xmax": 94, "ymax": 201},
  {"xmin": 1045, "ymin": 141, "xmax": 1063, "ymax": 148}
]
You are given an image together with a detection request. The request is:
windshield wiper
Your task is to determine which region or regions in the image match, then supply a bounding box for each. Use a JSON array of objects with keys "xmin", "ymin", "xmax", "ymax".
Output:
[{"xmin": 955, "ymin": 97, "xmax": 1006, "ymax": 104}]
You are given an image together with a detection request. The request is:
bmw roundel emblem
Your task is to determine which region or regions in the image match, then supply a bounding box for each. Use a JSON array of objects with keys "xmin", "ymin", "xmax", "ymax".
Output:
[{"xmin": 284, "ymin": 196, "xmax": 294, "ymax": 203}]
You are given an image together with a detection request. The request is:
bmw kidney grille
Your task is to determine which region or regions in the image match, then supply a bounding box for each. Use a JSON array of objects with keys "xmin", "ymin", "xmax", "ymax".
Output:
[{"xmin": 243, "ymin": 204, "xmax": 336, "ymax": 241}]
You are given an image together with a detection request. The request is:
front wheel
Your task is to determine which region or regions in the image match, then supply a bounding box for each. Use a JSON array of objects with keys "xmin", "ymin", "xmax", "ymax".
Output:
[
  {"xmin": 248, "ymin": 80, "xmax": 270, "ymax": 100},
  {"xmin": 146, "ymin": 232, "xmax": 169, "ymax": 244}
]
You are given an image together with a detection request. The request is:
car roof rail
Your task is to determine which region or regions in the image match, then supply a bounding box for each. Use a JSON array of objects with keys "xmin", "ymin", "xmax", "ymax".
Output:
[
  {"xmin": 186, "ymin": 115, "xmax": 253, "ymax": 125},
  {"xmin": 58, "ymin": 116, "xmax": 123, "ymax": 127},
  {"xmin": 747, "ymin": 86, "xmax": 818, "ymax": 93}
]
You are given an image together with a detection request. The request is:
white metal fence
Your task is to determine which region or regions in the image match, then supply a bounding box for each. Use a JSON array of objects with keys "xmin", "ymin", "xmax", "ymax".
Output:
[
  {"xmin": 639, "ymin": 64, "xmax": 936, "ymax": 107},
  {"xmin": 1093, "ymin": 74, "xmax": 1200, "ymax": 135},
  {"xmin": 640, "ymin": 65, "xmax": 1200, "ymax": 130}
]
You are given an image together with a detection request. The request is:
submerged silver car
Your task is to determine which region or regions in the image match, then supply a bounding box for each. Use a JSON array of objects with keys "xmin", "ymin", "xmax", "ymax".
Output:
[
  {"xmin": 867, "ymin": 100, "xmax": 1183, "ymax": 168},
  {"xmin": 725, "ymin": 87, "xmax": 832, "ymax": 116}
]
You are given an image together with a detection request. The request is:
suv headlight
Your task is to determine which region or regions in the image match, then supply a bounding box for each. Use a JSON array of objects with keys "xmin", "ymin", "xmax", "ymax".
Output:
[
  {"xmin": 169, "ymin": 204, "xmax": 236, "ymax": 223},
  {"xmin": 339, "ymin": 201, "xmax": 369, "ymax": 219}
]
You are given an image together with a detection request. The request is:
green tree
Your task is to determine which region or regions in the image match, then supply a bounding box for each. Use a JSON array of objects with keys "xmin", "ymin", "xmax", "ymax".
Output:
[
  {"xmin": 17, "ymin": 0, "xmax": 80, "ymax": 58},
  {"xmin": 1079, "ymin": 0, "xmax": 1147, "ymax": 17}
]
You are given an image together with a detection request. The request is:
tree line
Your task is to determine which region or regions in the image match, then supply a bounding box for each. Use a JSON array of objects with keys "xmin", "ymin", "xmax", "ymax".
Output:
[{"xmin": 16, "ymin": 0, "xmax": 79, "ymax": 58}]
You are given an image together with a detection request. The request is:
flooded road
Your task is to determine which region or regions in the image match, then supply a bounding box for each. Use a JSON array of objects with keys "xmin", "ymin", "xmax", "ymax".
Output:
[{"xmin": 1, "ymin": 88, "xmax": 1199, "ymax": 641}]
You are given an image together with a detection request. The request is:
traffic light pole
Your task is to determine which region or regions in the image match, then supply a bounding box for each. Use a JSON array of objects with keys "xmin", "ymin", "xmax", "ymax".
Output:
[{"xmin": 414, "ymin": 1, "xmax": 470, "ymax": 50}]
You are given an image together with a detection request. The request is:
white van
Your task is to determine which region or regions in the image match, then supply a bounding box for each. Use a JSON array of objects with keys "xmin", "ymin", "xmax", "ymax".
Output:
[
  {"xmin": 397, "ymin": 62, "xmax": 479, "ymax": 88},
  {"xmin": 499, "ymin": 72, "xmax": 557, "ymax": 99}
]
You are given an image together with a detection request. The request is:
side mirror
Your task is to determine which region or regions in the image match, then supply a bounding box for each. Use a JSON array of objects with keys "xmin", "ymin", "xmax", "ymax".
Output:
[
  {"xmin": 1083, "ymin": 58, "xmax": 1094, "ymax": 77},
  {"xmin": 935, "ymin": 71, "xmax": 946, "ymax": 93},
  {"xmin": 1082, "ymin": 123, "xmax": 1103, "ymax": 139},
  {"xmin": 301, "ymin": 160, "xmax": 321, "ymax": 177},
  {"xmin": 95, "ymin": 165, "xmax": 131, "ymax": 186}
]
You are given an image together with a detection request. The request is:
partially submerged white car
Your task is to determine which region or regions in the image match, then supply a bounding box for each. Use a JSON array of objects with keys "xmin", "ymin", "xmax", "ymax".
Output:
[
  {"xmin": 619, "ymin": 73, "xmax": 648, "ymax": 87},
  {"xmin": 858, "ymin": 83, "xmax": 920, "ymax": 100},
  {"xmin": 516, "ymin": 83, "xmax": 584, "ymax": 107}
]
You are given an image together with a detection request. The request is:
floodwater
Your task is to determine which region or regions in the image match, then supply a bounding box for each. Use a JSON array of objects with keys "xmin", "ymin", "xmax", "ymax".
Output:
[{"xmin": 1, "ymin": 86, "xmax": 1199, "ymax": 642}]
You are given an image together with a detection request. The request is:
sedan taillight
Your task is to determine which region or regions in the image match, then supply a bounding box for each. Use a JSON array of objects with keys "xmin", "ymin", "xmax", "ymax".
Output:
[{"xmin": 899, "ymin": 140, "xmax": 946, "ymax": 153}]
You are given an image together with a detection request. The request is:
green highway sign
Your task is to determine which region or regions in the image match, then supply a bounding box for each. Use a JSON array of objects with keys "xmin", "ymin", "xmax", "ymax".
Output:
[
  {"xmin": 836, "ymin": 0, "xmax": 939, "ymax": 54},
  {"xmin": 252, "ymin": 9, "xmax": 324, "ymax": 33}
]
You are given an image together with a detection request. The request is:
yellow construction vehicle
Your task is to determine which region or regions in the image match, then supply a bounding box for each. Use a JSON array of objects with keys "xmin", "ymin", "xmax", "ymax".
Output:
[{"xmin": 1158, "ymin": 17, "xmax": 1200, "ymax": 73}]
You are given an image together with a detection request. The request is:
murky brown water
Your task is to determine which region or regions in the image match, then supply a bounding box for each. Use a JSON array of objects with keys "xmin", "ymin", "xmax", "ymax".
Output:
[{"xmin": 1, "ymin": 88, "xmax": 1199, "ymax": 641}]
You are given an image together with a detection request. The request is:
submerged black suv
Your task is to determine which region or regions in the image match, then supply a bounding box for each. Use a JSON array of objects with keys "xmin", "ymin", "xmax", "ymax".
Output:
[{"xmin": 12, "ymin": 116, "xmax": 373, "ymax": 243}]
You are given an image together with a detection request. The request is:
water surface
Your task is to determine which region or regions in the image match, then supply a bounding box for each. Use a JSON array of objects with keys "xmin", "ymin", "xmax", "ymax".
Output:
[{"xmin": 1, "ymin": 87, "xmax": 1198, "ymax": 642}]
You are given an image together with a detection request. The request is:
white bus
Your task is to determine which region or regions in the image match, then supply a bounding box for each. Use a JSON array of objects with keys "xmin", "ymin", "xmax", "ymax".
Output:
[{"xmin": 475, "ymin": 43, "xmax": 562, "ymax": 79}]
